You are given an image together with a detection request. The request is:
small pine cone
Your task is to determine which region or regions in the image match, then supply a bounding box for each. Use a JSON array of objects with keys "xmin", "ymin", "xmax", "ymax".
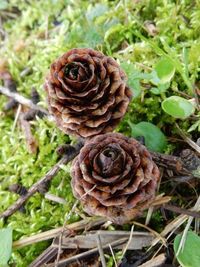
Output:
[
  {"xmin": 71, "ymin": 133, "xmax": 160, "ymax": 225},
  {"xmin": 45, "ymin": 48, "xmax": 132, "ymax": 138}
]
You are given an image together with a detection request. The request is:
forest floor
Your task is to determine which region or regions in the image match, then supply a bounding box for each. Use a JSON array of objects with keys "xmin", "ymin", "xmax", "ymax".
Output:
[{"xmin": 0, "ymin": 1, "xmax": 200, "ymax": 266}]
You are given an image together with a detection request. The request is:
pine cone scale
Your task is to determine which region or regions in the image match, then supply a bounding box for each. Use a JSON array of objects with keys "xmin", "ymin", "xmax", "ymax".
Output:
[
  {"xmin": 45, "ymin": 48, "xmax": 132, "ymax": 138},
  {"xmin": 71, "ymin": 133, "xmax": 160, "ymax": 224}
]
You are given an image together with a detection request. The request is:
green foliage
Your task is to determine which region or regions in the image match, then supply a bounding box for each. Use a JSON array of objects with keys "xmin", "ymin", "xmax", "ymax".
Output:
[
  {"xmin": 129, "ymin": 121, "xmax": 167, "ymax": 152},
  {"xmin": 188, "ymin": 119, "xmax": 200, "ymax": 132},
  {"xmin": 150, "ymin": 82, "xmax": 170, "ymax": 95},
  {"xmin": 154, "ymin": 57, "xmax": 175, "ymax": 84},
  {"xmin": 120, "ymin": 62, "xmax": 144, "ymax": 98},
  {"xmin": 174, "ymin": 231, "xmax": 200, "ymax": 267},
  {"xmin": 162, "ymin": 96, "xmax": 195, "ymax": 119},
  {"xmin": 121, "ymin": 57, "xmax": 175, "ymax": 97},
  {"xmin": 0, "ymin": 227, "xmax": 12, "ymax": 266}
]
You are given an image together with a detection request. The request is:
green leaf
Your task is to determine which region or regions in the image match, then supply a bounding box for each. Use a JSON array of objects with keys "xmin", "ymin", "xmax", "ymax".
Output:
[
  {"xmin": 155, "ymin": 57, "xmax": 175, "ymax": 84},
  {"xmin": 150, "ymin": 83, "xmax": 170, "ymax": 95},
  {"xmin": 162, "ymin": 96, "xmax": 195, "ymax": 119},
  {"xmin": 150, "ymin": 70, "xmax": 161, "ymax": 85},
  {"xmin": 187, "ymin": 120, "xmax": 200, "ymax": 132},
  {"xmin": 174, "ymin": 231, "xmax": 200, "ymax": 267},
  {"xmin": 120, "ymin": 62, "xmax": 143, "ymax": 98},
  {"xmin": 0, "ymin": 227, "xmax": 12, "ymax": 265},
  {"xmin": 129, "ymin": 121, "xmax": 167, "ymax": 152}
]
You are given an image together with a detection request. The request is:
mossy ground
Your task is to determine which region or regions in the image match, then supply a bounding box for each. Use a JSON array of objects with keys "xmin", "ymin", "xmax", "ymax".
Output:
[{"xmin": 0, "ymin": 0, "xmax": 199, "ymax": 265}]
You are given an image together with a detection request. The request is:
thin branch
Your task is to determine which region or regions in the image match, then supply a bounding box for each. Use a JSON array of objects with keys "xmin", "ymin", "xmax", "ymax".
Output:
[
  {"xmin": 109, "ymin": 244, "xmax": 117, "ymax": 267},
  {"xmin": 46, "ymin": 238, "xmax": 128, "ymax": 267},
  {"xmin": 0, "ymin": 85, "xmax": 50, "ymax": 118},
  {"xmin": 121, "ymin": 224, "xmax": 134, "ymax": 258},
  {"xmin": 0, "ymin": 141, "xmax": 83, "ymax": 219},
  {"xmin": 12, "ymin": 104, "xmax": 21, "ymax": 132},
  {"xmin": 96, "ymin": 234, "xmax": 107, "ymax": 267},
  {"xmin": 54, "ymin": 184, "xmax": 97, "ymax": 267},
  {"xmin": 13, "ymin": 217, "xmax": 106, "ymax": 249},
  {"xmin": 138, "ymin": 253, "xmax": 166, "ymax": 267},
  {"xmin": 163, "ymin": 204, "xmax": 200, "ymax": 218},
  {"xmin": 150, "ymin": 151, "xmax": 191, "ymax": 175},
  {"xmin": 175, "ymin": 123, "xmax": 200, "ymax": 154},
  {"xmin": 19, "ymin": 114, "xmax": 38, "ymax": 154},
  {"xmin": 132, "ymin": 221, "xmax": 166, "ymax": 247}
]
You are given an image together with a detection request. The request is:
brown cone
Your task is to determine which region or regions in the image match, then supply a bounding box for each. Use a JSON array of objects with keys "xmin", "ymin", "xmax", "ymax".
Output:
[
  {"xmin": 45, "ymin": 48, "xmax": 132, "ymax": 138},
  {"xmin": 71, "ymin": 133, "xmax": 160, "ymax": 225}
]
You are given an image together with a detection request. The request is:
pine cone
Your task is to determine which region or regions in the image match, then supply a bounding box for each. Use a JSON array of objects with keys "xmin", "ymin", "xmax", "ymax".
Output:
[
  {"xmin": 71, "ymin": 133, "xmax": 160, "ymax": 224},
  {"xmin": 45, "ymin": 48, "xmax": 132, "ymax": 138}
]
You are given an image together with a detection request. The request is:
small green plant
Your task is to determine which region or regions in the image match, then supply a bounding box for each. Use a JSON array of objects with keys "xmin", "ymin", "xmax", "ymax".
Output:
[
  {"xmin": 154, "ymin": 57, "xmax": 175, "ymax": 84},
  {"xmin": 129, "ymin": 121, "xmax": 167, "ymax": 152},
  {"xmin": 162, "ymin": 96, "xmax": 195, "ymax": 119},
  {"xmin": 174, "ymin": 231, "xmax": 200, "ymax": 267}
]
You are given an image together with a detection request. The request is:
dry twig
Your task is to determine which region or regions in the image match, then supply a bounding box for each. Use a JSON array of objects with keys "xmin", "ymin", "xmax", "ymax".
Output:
[
  {"xmin": 13, "ymin": 217, "xmax": 106, "ymax": 249},
  {"xmin": 175, "ymin": 123, "xmax": 200, "ymax": 154},
  {"xmin": 46, "ymin": 238, "xmax": 128, "ymax": 267},
  {"xmin": 109, "ymin": 244, "xmax": 117, "ymax": 267},
  {"xmin": 12, "ymin": 104, "xmax": 21, "ymax": 131},
  {"xmin": 152, "ymin": 195, "xmax": 200, "ymax": 247},
  {"xmin": 163, "ymin": 204, "xmax": 200, "ymax": 218},
  {"xmin": 138, "ymin": 253, "xmax": 166, "ymax": 267},
  {"xmin": 96, "ymin": 234, "xmax": 106, "ymax": 267},
  {"xmin": 150, "ymin": 151, "xmax": 191, "ymax": 175},
  {"xmin": 132, "ymin": 221, "xmax": 167, "ymax": 247},
  {"xmin": 121, "ymin": 224, "xmax": 134, "ymax": 258},
  {"xmin": 19, "ymin": 113, "xmax": 38, "ymax": 154},
  {"xmin": 0, "ymin": 85, "xmax": 50, "ymax": 117}
]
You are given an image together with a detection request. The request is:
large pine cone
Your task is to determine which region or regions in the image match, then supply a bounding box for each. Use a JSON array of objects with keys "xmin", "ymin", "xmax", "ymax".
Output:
[
  {"xmin": 71, "ymin": 133, "xmax": 160, "ymax": 225},
  {"xmin": 45, "ymin": 48, "xmax": 132, "ymax": 138}
]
